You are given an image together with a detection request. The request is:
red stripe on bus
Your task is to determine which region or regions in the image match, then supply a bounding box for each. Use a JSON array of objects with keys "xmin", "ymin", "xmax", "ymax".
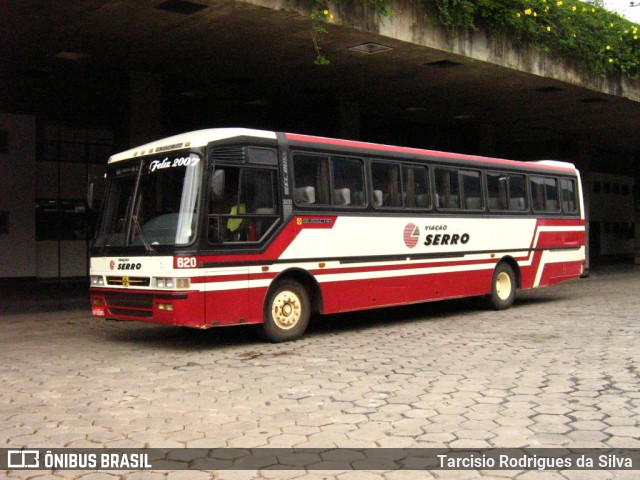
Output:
[
  {"xmin": 191, "ymin": 272, "xmax": 276, "ymax": 284},
  {"xmin": 308, "ymin": 258, "xmax": 499, "ymax": 277}
]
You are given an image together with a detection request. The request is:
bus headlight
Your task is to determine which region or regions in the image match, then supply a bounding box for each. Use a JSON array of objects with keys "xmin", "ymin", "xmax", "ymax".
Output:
[
  {"xmin": 153, "ymin": 277, "xmax": 190, "ymax": 289},
  {"xmin": 90, "ymin": 275, "xmax": 104, "ymax": 286}
]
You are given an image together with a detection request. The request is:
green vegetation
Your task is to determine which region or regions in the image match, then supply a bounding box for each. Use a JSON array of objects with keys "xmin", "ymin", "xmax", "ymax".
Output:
[
  {"xmin": 310, "ymin": 0, "xmax": 640, "ymax": 77},
  {"xmin": 433, "ymin": 0, "xmax": 640, "ymax": 77}
]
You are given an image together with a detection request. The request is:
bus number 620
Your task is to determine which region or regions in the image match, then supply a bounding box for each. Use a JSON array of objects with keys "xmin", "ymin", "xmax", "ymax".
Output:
[{"xmin": 176, "ymin": 257, "xmax": 197, "ymax": 268}]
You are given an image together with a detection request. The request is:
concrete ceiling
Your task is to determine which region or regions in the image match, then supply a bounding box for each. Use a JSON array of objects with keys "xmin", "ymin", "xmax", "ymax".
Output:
[{"xmin": 2, "ymin": 0, "xmax": 640, "ymax": 160}]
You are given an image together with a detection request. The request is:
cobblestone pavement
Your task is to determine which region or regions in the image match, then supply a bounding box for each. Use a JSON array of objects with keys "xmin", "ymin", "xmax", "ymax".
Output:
[{"xmin": 1, "ymin": 267, "xmax": 639, "ymax": 479}]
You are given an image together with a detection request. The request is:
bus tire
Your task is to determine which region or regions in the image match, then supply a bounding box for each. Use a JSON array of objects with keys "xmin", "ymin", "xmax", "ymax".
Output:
[
  {"xmin": 262, "ymin": 280, "xmax": 310, "ymax": 342},
  {"xmin": 489, "ymin": 262, "xmax": 516, "ymax": 310}
]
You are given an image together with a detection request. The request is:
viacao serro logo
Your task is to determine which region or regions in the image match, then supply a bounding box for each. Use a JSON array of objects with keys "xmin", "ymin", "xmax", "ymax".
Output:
[
  {"xmin": 404, "ymin": 223, "xmax": 472, "ymax": 248},
  {"xmin": 403, "ymin": 222, "xmax": 420, "ymax": 248},
  {"xmin": 109, "ymin": 259, "xmax": 141, "ymax": 271}
]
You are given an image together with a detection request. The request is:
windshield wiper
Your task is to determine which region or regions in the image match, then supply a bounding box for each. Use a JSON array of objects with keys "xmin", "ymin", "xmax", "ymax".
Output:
[{"xmin": 132, "ymin": 215, "xmax": 156, "ymax": 254}]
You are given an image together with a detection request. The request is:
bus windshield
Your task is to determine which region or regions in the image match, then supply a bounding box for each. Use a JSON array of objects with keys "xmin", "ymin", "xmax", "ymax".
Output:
[{"xmin": 94, "ymin": 152, "xmax": 202, "ymax": 248}]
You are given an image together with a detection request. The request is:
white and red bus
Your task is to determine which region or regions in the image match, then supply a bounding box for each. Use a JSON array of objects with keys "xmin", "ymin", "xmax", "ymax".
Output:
[{"xmin": 90, "ymin": 128, "xmax": 585, "ymax": 342}]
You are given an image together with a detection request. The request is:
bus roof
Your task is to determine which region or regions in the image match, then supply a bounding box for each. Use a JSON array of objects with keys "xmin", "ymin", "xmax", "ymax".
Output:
[
  {"xmin": 108, "ymin": 128, "xmax": 276, "ymax": 163},
  {"xmin": 108, "ymin": 128, "xmax": 577, "ymax": 173}
]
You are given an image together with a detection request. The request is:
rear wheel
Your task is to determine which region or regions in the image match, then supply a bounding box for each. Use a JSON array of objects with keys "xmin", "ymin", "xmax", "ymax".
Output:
[
  {"xmin": 262, "ymin": 280, "xmax": 310, "ymax": 342},
  {"xmin": 489, "ymin": 262, "xmax": 516, "ymax": 310}
]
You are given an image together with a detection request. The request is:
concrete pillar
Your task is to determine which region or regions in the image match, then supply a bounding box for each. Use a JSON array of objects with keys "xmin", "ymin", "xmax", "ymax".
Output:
[
  {"xmin": 129, "ymin": 71, "xmax": 162, "ymax": 147},
  {"xmin": 339, "ymin": 100, "xmax": 361, "ymax": 140},
  {"xmin": 0, "ymin": 113, "xmax": 36, "ymax": 278}
]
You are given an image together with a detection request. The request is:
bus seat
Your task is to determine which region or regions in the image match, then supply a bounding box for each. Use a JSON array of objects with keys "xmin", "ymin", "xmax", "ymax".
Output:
[
  {"xmin": 416, "ymin": 194, "xmax": 429, "ymax": 208},
  {"xmin": 509, "ymin": 197, "xmax": 525, "ymax": 210},
  {"xmin": 466, "ymin": 197, "xmax": 482, "ymax": 210},
  {"xmin": 373, "ymin": 190, "xmax": 383, "ymax": 207},
  {"xmin": 294, "ymin": 186, "xmax": 315, "ymax": 204},
  {"xmin": 488, "ymin": 197, "xmax": 500, "ymax": 210},
  {"xmin": 445, "ymin": 195, "xmax": 459, "ymax": 208},
  {"xmin": 547, "ymin": 199, "xmax": 558, "ymax": 211},
  {"xmin": 352, "ymin": 191, "xmax": 365, "ymax": 206},
  {"xmin": 333, "ymin": 188, "xmax": 351, "ymax": 205}
]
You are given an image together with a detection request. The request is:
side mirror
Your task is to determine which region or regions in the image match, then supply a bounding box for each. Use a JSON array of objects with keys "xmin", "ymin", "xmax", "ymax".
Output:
[{"xmin": 210, "ymin": 169, "xmax": 225, "ymax": 201}]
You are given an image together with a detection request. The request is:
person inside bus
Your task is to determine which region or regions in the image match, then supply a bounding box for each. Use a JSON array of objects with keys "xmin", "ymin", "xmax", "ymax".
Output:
[
  {"xmin": 226, "ymin": 202, "xmax": 246, "ymax": 240},
  {"xmin": 209, "ymin": 167, "xmax": 276, "ymax": 242}
]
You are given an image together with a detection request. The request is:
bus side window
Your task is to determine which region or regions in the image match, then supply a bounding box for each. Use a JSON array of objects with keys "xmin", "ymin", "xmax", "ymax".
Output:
[
  {"xmin": 244, "ymin": 169, "xmax": 275, "ymax": 214},
  {"xmin": 403, "ymin": 165, "xmax": 430, "ymax": 209},
  {"xmin": 435, "ymin": 168, "xmax": 461, "ymax": 209},
  {"xmin": 371, "ymin": 161, "xmax": 402, "ymax": 208},
  {"xmin": 487, "ymin": 172, "xmax": 508, "ymax": 211},
  {"xmin": 561, "ymin": 178, "xmax": 578, "ymax": 214},
  {"xmin": 531, "ymin": 175, "xmax": 560, "ymax": 213},
  {"xmin": 508, "ymin": 175, "xmax": 527, "ymax": 211},
  {"xmin": 461, "ymin": 169, "xmax": 482, "ymax": 210},
  {"xmin": 208, "ymin": 167, "xmax": 278, "ymax": 243},
  {"xmin": 332, "ymin": 157, "xmax": 365, "ymax": 207},
  {"xmin": 531, "ymin": 176, "xmax": 545, "ymax": 212},
  {"xmin": 545, "ymin": 177, "xmax": 560, "ymax": 212},
  {"xmin": 244, "ymin": 169, "xmax": 278, "ymax": 239},
  {"xmin": 292, "ymin": 154, "xmax": 330, "ymax": 205}
]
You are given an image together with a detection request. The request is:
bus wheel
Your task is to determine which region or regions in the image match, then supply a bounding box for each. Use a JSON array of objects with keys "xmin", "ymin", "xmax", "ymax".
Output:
[
  {"xmin": 262, "ymin": 281, "xmax": 310, "ymax": 342},
  {"xmin": 489, "ymin": 262, "xmax": 516, "ymax": 310}
]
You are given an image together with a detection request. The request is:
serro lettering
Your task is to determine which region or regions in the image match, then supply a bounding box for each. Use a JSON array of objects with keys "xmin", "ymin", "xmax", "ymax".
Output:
[
  {"xmin": 118, "ymin": 263, "xmax": 142, "ymax": 270},
  {"xmin": 424, "ymin": 233, "xmax": 470, "ymax": 246}
]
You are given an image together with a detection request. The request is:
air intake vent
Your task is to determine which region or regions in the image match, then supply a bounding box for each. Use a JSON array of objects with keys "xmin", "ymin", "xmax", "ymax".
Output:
[
  {"xmin": 155, "ymin": 0, "xmax": 208, "ymax": 15},
  {"xmin": 210, "ymin": 146, "xmax": 246, "ymax": 163},
  {"xmin": 106, "ymin": 277, "xmax": 151, "ymax": 287},
  {"xmin": 535, "ymin": 86, "xmax": 565, "ymax": 94},
  {"xmin": 424, "ymin": 59, "xmax": 462, "ymax": 69}
]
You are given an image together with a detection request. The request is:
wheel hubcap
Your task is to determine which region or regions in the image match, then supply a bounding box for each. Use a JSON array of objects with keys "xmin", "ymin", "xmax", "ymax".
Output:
[
  {"xmin": 496, "ymin": 272, "xmax": 512, "ymax": 300},
  {"xmin": 272, "ymin": 291, "xmax": 301, "ymax": 330}
]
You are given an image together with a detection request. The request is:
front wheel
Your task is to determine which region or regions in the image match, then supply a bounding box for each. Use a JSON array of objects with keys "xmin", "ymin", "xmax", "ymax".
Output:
[
  {"xmin": 262, "ymin": 281, "xmax": 310, "ymax": 342},
  {"xmin": 488, "ymin": 262, "xmax": 516, "ymax": 310}
]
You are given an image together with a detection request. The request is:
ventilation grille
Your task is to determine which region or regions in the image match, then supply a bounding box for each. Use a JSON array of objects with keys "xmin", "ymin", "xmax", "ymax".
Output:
[
  {"xmin": 210, "ymin": 146, "xmax": 246, "ymax": 163},
  {"xmin": 424, "ymin": 59, "xmax": 462, "ymax": 69},
  {"xmin": 106, "ymin": 276, "xmax": 151, "ymax": 287},
  {"xmin": 104, "ymin": 294, "xmax": 154, "ymax": 320},
  {"xmin": 109, "ymin": 308, "xmax": 154, "ymax": 318},
  {"xmin": 105, "ymin": 295, "xmax": 153, "ymax": 309}
]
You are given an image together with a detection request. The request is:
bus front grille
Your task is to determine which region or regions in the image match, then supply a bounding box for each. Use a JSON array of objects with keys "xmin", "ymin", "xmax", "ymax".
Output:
[
  {"xmin": 109, "ymin": 308, "xmax": 153, "ymax": 318},
  {"xmin": 106, "ymin": 276, "xmax": 151, "ymax": 287},
  {"xmin": 105, "ymin": 295, "xmax": 153, "ymax": 309},
  {"xmin": 104, "ymin": 294, "xmax": 153, "ymax": 319}
]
